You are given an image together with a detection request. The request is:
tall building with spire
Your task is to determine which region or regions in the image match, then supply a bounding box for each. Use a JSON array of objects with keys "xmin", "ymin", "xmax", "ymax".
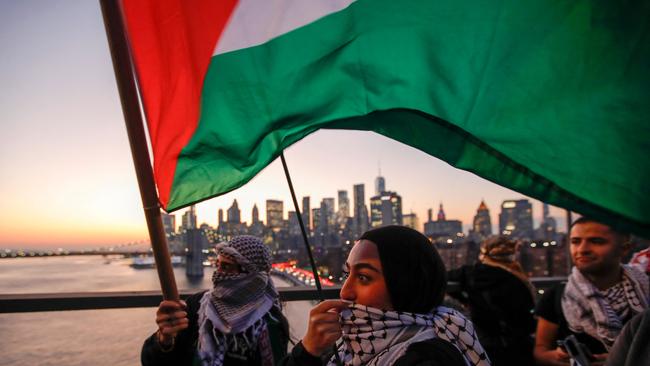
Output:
[
  {"xmin": 375, "ymin": 175, "xmax": 386, "ymax": 195},
  {"xmin": 470, "ymin": 200, "xmax": 492, "ymax": 242},
  {"xmin": 437, "ymin": 203, "xmax": 446, "ymax": 221},
  {"xmin": 251, "ymin": 204, "xmax": 260, "ymax": 224},
  {"xmin": 249, "ymin": 204, "xmax": 265, "ymax": 237},
  {"xmin": 424, "ymin": 202, "xmax": 462, "ymax": 242},
  {"xmin": 227, "ymin": 199, "xmax": 241, "ymax": 223}
]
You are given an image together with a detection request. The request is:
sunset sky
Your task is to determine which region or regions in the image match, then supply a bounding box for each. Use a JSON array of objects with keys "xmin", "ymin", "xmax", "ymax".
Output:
[{"xmin": 0, "ymin": 1, "xmax": 567, "ymax": 249}]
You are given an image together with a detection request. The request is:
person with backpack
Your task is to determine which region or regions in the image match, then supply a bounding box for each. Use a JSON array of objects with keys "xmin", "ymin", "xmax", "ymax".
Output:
[{"xmin": 446, "ymin": 235, "xmax": 536, "ymax": 365}]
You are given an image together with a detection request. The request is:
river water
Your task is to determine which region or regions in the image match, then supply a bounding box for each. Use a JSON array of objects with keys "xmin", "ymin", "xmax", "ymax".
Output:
[{"xmin": 0, "ymin": 256, "xmax": 313, "ymax": 366}]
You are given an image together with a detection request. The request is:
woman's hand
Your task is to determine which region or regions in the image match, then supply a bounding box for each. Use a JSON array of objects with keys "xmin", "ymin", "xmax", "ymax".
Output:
[
  {"xmin": 302, "ymin": 300, "xmax": 348, "ymax": 356},
  {"xmin": 155, "ymin": 300, "xmax": 188, "ymax": 346}
]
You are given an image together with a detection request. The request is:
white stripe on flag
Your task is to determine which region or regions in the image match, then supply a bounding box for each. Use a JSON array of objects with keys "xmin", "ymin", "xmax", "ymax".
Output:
[{"xmin": 214, "ymin": 0, "xmax": 356, "ymax": 56}]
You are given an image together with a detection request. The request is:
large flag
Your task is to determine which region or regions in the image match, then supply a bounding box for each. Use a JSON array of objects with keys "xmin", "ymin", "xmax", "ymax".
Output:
[{"xmin": 122, "ymin": 0, "xmax": 649, "ymax": 236}]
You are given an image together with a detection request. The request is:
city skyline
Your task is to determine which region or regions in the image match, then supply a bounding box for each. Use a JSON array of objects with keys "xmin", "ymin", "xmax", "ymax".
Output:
[{"xmin": 0, "ymin": 1, "xmax": 569, "ymax": 249}]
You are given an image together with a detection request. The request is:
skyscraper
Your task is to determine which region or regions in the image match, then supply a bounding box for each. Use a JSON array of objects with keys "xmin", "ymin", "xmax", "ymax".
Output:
[
  {"xmin": 499, "ymin": 199, "xmax": 533, "ymax": 239},
  {"xmin": 370, "ymin": 191, "xmax": 403, "ymax": 228},
  {"xmin": 403, "ymin": 212, "xmax": 419, "ymax": 230},
  {"xmin": 375, "ymin": 175, "xmax": 385, "ymax": 195},
  {"xmin": 423, "ymin": 202, "xmax": 462, "ymax": 241},
  {"xmin": 251, "ymin": 204, "xmax": 260, "ymax": 224},
  {"xmin": 161, "ymin": 213, "xmax": 176, "ymax": 235},
  {"xmin": 471, "ymin": 200, "xmax": 492, "ymax": 241},
  {"xmin": 312, "ymin": 207, "xmax": 322, "ymax": 235},
  {"xmin": 218, "ymin": 209, "xmax": 224, "ymax": 225},
  {"xmin": 302, "ymin": 196, "xmax": 311, "ymax": 231},
  {"xmin": 181, "ymin": 205, "xmax": 197, "ymax": 230},
  {"xmin": 337, "ymin": 190, "xmax": 350, "ymax": 230},
  {"xmin": 227, "ymin": 199, "xmax": 241, "ymax": 223},
  {"xmin": 266, "ymin": 199, "xmax": 284, "ymax": 232},
  {"xmin": 353, "ymin": 184, "xmax": 369, "ymax": 237},
  {"xmin": 320, "ymin": 198, "xmax": 336, "ymax": 234}
]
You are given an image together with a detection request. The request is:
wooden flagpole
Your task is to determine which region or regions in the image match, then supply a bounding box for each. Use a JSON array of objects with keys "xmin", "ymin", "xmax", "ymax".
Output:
[{"xmin": 99, "ymin": 0, "xmax": 179, "ymax": 300}]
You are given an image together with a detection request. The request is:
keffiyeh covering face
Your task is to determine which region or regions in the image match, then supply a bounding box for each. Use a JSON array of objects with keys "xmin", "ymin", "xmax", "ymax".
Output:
[
  {"xmin": 328, "ymin": 303, "xmax": 490, "ymax": 366},
  {"xmin": 562, "ymin": 264, "xmax": 649, "ymax": 350},
  {"xmin": 198, "ymin": 236, "xmax": 279, "ymax": 366}
]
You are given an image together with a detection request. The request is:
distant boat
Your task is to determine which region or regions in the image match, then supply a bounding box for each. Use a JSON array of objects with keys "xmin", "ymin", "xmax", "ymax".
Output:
[{"xmin": 130, "ymin": 256, "xmax": 183, "ymax": 269}]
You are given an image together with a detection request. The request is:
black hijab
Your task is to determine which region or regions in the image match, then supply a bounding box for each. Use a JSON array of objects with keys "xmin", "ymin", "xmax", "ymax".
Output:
[{"xmin": 359, "ymin": 225, "xmax": 447, "ymax": 313}]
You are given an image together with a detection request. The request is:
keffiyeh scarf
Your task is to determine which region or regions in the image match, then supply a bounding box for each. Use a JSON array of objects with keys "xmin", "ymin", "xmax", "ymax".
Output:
[
  {"xmin": 562, "ymin": 265, "xmax": 649, "ymax": 350},
  {"xmin": 197, "ymin": 239, "xmax": 280, "ymax": 366},
  {"xmin": 328, "ymin": 303, "xmax": 491, "ymax": 366}
]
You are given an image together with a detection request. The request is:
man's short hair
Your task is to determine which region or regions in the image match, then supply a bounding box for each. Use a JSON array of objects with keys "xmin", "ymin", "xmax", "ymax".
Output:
[{"xmin": 570, "ymin": 217, "xmax": 630, "ymax": 243}]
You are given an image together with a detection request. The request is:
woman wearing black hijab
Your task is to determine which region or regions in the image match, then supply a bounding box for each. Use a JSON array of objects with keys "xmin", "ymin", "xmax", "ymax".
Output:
[{"xmin": 281, "ymin": 225, "xmax": 491, "ymax": 366}]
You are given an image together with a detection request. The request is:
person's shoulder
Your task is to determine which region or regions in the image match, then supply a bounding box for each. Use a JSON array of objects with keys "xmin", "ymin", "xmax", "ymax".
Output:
[{"xmin": 394, "ymin": 338, "xmax": 466, "ymax": 366}]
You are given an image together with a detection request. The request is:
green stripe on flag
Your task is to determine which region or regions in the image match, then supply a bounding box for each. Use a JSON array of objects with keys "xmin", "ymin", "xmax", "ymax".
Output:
[{"xmin": 169, "ymin": 0, "xmax": 649, "ymax": 235}]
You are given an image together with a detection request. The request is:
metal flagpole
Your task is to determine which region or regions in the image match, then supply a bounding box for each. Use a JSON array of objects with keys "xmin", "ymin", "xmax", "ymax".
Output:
[
  {"xmin": 99, "ymin": 0, "xmax": 179, "ymax": 300},
  {"xmin": 279, "ymin": 153, "xmax": 325, "ymax": 299},
  {"xmin": 280, "ymin": 152, "xmax": 343, "ymax": 366}
]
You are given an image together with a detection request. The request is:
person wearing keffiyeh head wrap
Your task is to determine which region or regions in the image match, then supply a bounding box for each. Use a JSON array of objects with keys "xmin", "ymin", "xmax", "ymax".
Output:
[
  {"xmin": 281, "ymin": 225, "xmax": 490, "ymax": 366},
  {"xmin": 534, "ymin": 218, "xmax": 649, "ymax": 366},
  {"xmin": 141, "ymin": 235, "xmax": 290, "ymax": 366}
]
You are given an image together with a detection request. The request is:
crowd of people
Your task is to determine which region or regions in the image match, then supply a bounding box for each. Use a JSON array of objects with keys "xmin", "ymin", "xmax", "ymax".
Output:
[{"xmin": 141, "ymin": 219, "xmax": 649, "ymax": 366}]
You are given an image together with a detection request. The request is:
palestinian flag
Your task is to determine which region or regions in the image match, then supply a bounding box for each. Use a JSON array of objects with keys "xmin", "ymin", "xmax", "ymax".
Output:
[{"xmin": 122, "ymin": 0, "xmax": 650, "ymax": 235}]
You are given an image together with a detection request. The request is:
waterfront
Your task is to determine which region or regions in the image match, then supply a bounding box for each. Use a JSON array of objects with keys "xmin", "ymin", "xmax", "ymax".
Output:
[{"xmin": 0, "ymin": 256, "xmax": 312, "ymax": 366}]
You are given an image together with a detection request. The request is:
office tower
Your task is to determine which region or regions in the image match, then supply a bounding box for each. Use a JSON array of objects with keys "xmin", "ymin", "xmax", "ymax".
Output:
[
  {"xmin": 375, "ymin": 175, "xmax": 385, "ymax": 195},
  {"xmin": 249, "ymin": 204, "xmax": 265, "ymax": 237},
  {"xmin": 227, "ymin": 199, "xmax": 241, "ymax": 223},
  {"xmin": 312, "ymin": 207, "xmax": 322, "ymax": 234},
  {"xmin": 302, "ymin": 196, "xmax": 311, "ymax": 231},
  {"xmin": 320, "ymin": 198, "xmax": 336, "ymax": 234},
  {"xmin": 185, "ymin": 228, "xmax": 207, "ymax": 277},
  {"xmin": 403, "ymin": 212, "xmax": 419, "ymax": 230},
  {"xmin": 353, "ymin": 184, "xmax": 369, "ymax": 237},
  {"xmin": 471, "ymin": 200, "xmax": 492, "ymax": 241},
  {"xmin": 370, "ymin": 191, "xmax": 403, "ymax": 228},
  {"xmin": 218, "ymin": 209, "xmax": 224, "ymax": 225},
  {"xmin": 536, "ymin": 202, "xmax": 558, "ymax": 240},
  {"xmin": 499, "ymin": 199, "xmax": 533, "ymax": 239},
  {"xmin": 181, "ymin": 205, "xmax": 197, "ymax": 230},
  {"xmin": 288, "ymin": 211, "xmax": 301, "ymax": 236},
  {"xmin": 161, "ymin": 213, "xmax": 176, "ymax": 235},
  {"xmin": 424, "ymin": 203, "xmax": 463, "ymax": 241},
  {"xmin": 266, "ymin": 200, "xmax": 284, "ymax": 232},
  {"xmin": 337, "ymin": 190, "xmax": 350, "ymax": 230},
  {"xmin": 251, "ymin": 204, "xmax": 260, "ymax": 224}
]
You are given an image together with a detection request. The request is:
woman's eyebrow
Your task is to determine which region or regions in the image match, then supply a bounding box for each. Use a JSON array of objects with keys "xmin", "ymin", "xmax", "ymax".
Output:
[{"xmin": 352, "ymin": 262, "xmax": 381, "ymax": 273}]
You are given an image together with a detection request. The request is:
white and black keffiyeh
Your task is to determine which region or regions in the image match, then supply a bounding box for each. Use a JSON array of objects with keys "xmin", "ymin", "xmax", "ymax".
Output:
[
  {"xmin": 197, "ymin": 236, "xmax": 280, "ymax": 366},
  {"xmin": 328, "ymin": 303, "xmax": 490, "ymax": 366},
  {"xmin": 562, "ymin": 264, "xmax": 649, "ymax": 350}
]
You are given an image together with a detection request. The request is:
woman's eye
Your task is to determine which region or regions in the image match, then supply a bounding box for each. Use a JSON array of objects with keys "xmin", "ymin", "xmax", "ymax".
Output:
[
  {"xmin": 341, "ymin": 270, "xmax": 350, "ymax": 279},
  {"xmin": 357, "ymin": 274, "xmax": 370, "ymax": 283}
]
